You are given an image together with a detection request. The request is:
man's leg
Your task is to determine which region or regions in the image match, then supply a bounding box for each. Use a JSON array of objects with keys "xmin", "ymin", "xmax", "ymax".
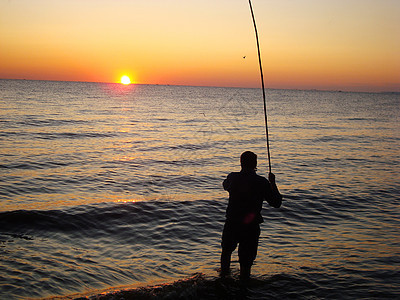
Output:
[
  {"xmin": 239, "ymin": 262, "xmax": 251, "ymax": 279},
  {"xmin": 220, "ymin": 248, "xmax": 233, "ymax": 275},
  {"xmin": 238, "ymin": 224, "xmax": 260, "ymax": 279},
  {"xmin": 220, "ymin": 222, "xmax": 237, "ymax": 276}
]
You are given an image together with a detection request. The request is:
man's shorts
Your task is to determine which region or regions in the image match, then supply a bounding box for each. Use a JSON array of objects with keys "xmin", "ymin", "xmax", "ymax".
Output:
[{"xmin": 221, "ymin": 221, "xmax": 261, "ymax": 265}]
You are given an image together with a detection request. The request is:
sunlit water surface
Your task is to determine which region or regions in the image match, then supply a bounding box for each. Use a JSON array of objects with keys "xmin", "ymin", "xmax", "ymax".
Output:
[{"xmin": 0, "ymin": 80, "xmax": 399, "ymax": 299}]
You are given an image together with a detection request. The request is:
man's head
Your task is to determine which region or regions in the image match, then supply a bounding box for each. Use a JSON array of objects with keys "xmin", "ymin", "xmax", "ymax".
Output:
[{"xmin": 240, "ymin": 151, "xmax": 257, "ymax": 170}]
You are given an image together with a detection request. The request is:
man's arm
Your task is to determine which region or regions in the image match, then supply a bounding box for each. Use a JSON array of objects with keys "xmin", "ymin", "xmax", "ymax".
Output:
[
  {"xmin": 223, "ymin": 173, "xmax": 232, "ymax": 191},
  {"xmin": 266, "ymin": 173, "xmax": 282, "ymax": 208}
]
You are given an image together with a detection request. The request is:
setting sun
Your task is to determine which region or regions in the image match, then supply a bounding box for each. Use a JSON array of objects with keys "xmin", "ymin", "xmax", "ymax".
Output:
[{"xmin": 121, "ymin": 75, "xmax": 131, "ymax": 85}]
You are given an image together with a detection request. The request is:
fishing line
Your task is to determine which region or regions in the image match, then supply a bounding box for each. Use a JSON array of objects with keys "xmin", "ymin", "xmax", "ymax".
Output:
[{"xmin": 248, "ymin": 0, "xmax": 272, "ymax": 172}]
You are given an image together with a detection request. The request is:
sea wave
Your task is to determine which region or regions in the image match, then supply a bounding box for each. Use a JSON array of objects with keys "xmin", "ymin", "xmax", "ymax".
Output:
[
  {"xmin": 73, "ymin": 271, "xmax": 398, "ymax": 300},
  {"xmin": 0, "ymin": 200, "xmax": 225, "ymax": 238}
]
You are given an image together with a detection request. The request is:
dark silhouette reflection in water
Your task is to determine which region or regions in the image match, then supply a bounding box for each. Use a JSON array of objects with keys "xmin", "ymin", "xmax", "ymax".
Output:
[{"xmin": 220, "ymin": 151, "xmax": 282, "ymax": 279}]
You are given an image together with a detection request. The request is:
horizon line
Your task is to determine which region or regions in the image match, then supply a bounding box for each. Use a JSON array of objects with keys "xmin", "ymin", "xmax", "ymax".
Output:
[{"xmin": 0, "ymin": 77, "xmax": 398, "ymax": 94}]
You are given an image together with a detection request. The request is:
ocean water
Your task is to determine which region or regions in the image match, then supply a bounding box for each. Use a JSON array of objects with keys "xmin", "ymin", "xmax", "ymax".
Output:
[{"xmin": 0, "ymin": 79, "xmax": 399, "ymax": 299}]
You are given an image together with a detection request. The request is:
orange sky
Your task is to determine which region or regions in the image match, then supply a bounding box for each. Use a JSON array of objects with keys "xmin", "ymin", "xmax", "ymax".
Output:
[{"xmin": 1, "ymin": 0, "xmax": 399, "ymax": 92}]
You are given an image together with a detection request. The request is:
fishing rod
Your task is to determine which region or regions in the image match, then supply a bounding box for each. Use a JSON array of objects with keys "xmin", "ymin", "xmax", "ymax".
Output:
[{"xmin": 248, "ymin": 0, "xmax": 272, "ymax": 173}]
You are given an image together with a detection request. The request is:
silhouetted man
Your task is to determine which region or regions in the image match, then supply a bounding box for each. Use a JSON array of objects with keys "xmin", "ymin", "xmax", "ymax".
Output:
[{"xmin": 220, "ymin": 151, "xmax": 282, "ymax": 279}]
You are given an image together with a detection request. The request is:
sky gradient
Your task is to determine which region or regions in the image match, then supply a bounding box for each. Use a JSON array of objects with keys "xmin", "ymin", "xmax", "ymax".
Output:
[{"xmin": 1, "ymin": 0, "xmax": 399, "ymax": 92}]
